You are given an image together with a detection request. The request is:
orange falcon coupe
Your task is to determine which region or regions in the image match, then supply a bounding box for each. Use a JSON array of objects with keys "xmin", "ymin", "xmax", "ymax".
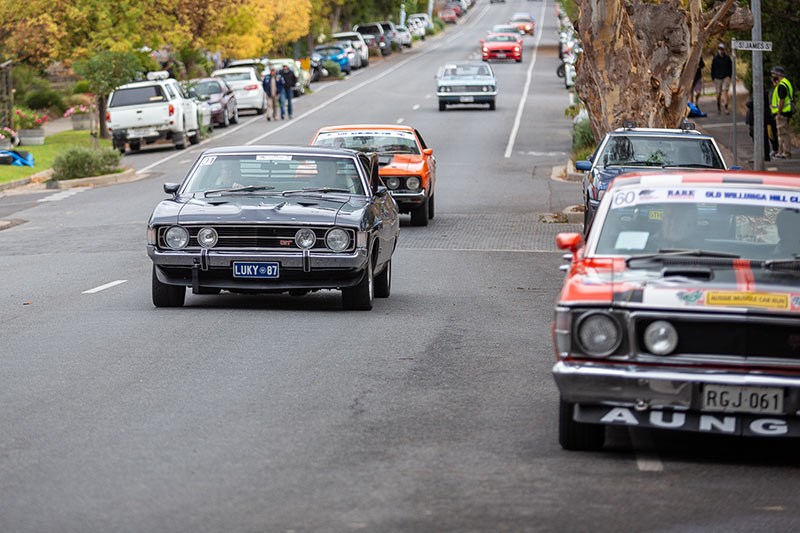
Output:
[
  {"xmin": 509, "ymin": 12, "xmax": 535, "ymax": 36},
  {"xmin": 311, "ymin": 124, "xmax": 436, "ymax": 226}
]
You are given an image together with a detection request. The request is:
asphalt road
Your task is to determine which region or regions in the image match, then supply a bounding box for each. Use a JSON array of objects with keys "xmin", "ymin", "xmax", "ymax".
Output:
[{"xmin": 2, "ymin": 1, "xmax": 800, "ymax": 531}]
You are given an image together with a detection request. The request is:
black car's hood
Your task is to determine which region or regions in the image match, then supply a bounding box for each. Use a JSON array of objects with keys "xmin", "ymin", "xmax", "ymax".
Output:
[{"xmin": 150, "ymin": 194, "xmax": 367, "ymax": 226}]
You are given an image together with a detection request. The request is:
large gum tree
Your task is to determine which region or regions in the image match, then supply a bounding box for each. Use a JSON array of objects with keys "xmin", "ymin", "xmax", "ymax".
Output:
[{"xmin": 574, "ymin": 0, "xmax": 753, "ymax": 141}]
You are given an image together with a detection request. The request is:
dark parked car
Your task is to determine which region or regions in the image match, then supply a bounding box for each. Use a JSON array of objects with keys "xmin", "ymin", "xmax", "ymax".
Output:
[
  {"xmin": 188, "ymin": 77, "xmax": 239, "ymax": 128},
  {"xmin": 354, "ymin": 22, "xmax": 392, "ymax": 56},
  {"xmin": 147, "ymin": 146, "xmax": 399, "ymax": 310},
  {"xmin": 576, "ymin": 122, "xmax": 728, "ymax": 231}
]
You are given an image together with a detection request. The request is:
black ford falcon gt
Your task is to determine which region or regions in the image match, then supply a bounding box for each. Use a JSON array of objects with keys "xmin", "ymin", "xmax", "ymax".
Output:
[{"xmin": 147, "ymin": 146, "xmax": 399, "ymax": 310}]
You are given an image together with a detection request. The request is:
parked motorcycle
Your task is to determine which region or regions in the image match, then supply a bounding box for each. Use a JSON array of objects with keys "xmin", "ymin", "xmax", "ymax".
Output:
[{"xmin": 309, "ymin": 52, "xmax": 328, "ymax": 82}]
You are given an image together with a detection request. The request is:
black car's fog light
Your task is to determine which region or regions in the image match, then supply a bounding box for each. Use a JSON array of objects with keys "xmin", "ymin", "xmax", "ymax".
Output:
[
  {"xmin": 295, "ymin": 228, "xmax": 316, "ymax": 249},
  {"xmin": 197, "ymin": 227, "xmax": 218, "ymax": 248}
]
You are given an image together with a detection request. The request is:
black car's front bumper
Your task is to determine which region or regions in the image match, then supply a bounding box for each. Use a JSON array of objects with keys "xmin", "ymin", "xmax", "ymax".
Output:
[{"xmin": 148, "ymin": 246, "xmax": 369, "ymax": 293}]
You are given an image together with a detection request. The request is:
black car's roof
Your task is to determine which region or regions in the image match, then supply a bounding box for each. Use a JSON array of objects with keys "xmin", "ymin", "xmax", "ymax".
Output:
[{"xmin": 199, "ymin": 145, "xmax": 361, "ymax": 158}]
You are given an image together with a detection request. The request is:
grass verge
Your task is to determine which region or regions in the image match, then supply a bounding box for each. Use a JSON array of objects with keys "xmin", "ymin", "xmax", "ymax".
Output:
[{"xmin": 0, "ymin": 130, "xmax": 111, "ymax": 185}]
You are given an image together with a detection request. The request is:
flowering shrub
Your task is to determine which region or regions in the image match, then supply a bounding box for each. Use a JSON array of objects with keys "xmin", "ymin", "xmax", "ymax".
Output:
[
  {"xmin": 64, "ymin": 104, "xmax": 90, "ymax": 118},
  {"xmin": 0, "ymin": 126, "xmax": 17, "ymax": 145},
  {"xmin": 13, "ymin": 107, "xmax": 48, "ymax": 130}
]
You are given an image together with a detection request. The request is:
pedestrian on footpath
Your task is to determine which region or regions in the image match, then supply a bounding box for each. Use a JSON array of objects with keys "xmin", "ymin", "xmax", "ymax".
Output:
[
  {"xmin": 262, "ymin": 67, "xmax": 282, "ymax": 121},
  {"xmin": 279, "ymin": 64, "xmax": 297, "ymax": 120},
  {"xmin": 711, "ymin": 43, "xmax": 733, "ymax": 114},
  {"xmin": 770, "ymin": 66, "xmax": 794, "ymax": 159}
]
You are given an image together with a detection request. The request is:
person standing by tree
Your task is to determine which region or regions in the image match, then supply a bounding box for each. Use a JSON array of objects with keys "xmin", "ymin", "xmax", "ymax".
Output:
[
  {"xmin": 770, "ymin": 66, "xmax": 794, "ymax": 159},
  {"xmin": 692, "ymin": 56, "xmax": 705, "ymax": 104},
  {"xmin": 279, "ymin": 64, "xmax": 297, "ymax": 120},
  {"xmin": 711, "ymin": 43, "xmax": 733, "ymax": 114},
  {"xmin": 262, "ymin": 67, "xmax": 282, "ymax": 122}
]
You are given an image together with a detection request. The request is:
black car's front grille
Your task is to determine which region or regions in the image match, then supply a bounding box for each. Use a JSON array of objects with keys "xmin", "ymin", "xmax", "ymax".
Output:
[
  {"xmin": 634, "ymin": 314, "xmax": 800, "ymax": 362},
  {"xmin": 158, "ymin": 225, "xmax": 356, "ymax": 252}
]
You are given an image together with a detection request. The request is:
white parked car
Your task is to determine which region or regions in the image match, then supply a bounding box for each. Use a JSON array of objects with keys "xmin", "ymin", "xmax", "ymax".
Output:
[
  {"xmin": 406, "ymin": 18, "xmax": 426, "ymax": 40},
  {"xmin": 395, "ymin": 26, "xmax": 413, "ymax": 48},
  {"xmin": 332, "ymin": 31, "xmax": 370, "ymax": 67},
  {"xmin": 408, "ymin": 13, "xmax": 433, "ymax": 31},
  {"xmin": 210, "ymin": 67, "xmax": 266, "ymax": 115}
]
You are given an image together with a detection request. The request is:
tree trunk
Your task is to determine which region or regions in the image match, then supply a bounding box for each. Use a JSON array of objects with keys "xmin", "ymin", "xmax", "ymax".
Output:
[
  {"xmin": 575, "ymin": 0, "xmax": 752, "ymax": 142},
  {"xmin": 97, "ymin": 94, "xmax": 109, "ymax": 140}
]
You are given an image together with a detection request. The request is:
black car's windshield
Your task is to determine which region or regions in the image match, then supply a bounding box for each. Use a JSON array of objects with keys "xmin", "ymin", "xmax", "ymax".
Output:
[
  {"xmin": 313, "ymin": 130, "xmax": 420, "ymax": 155},
  {"xmin": 598, "ymin": 135, "xmax": 725, "ymax": 169},
  {"xmin": 594, "ymin": 186, "xmax": 800, "ymax": 262},
  {"xmin": 183, "ymin": 154, "xmax": 366, "ymax": 195}
]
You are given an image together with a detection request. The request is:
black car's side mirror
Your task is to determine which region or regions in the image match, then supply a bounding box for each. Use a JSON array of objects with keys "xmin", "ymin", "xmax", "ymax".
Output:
[
  {"xmin": 575, "ymin": 160, "xmax": 592, "ymax": 171},
  {"xmin": 374, "ymin": 184, "xmax": 389, "ymax": 196},
  {"xmin": 164, "ymin": 182, "xmax": 180, "ymax": 198}
]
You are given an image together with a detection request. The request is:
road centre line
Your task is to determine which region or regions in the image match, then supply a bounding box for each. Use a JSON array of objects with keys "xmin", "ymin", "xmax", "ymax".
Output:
[
  {"xmin": 397, "ymin": 118, "xmax": 405, "ymax": 124},
  {"xmin": 83, "ymin": 279, "xmax": 128, "ymax": 294},
  {"xmin": 504, "ymin": 0, "xmax": 548, "ymax": 159}
]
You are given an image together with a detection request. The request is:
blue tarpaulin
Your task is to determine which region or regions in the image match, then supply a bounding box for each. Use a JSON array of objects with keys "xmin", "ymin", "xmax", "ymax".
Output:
[{"xmin": 0, "ymin": 150, "xmax": 34, "ymax": 167}]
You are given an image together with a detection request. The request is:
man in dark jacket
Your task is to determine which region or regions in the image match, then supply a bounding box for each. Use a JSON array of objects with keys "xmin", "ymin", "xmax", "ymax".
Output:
[
  {"xmin": 711, "ymin": 43, "xmax": 733, "ymax": 114},
  {"xmin": 279, "ymin": 64, "xmax": 297, "ymax": 119},
  {"xmin": 262, "ymin": 67, "xmax": 283, "ymax": 121}
]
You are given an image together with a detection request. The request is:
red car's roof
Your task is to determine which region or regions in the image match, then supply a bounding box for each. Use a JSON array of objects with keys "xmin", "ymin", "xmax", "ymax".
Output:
[{"xmin": 609, "ymin": 170, "xmax": 800, "ymax": 190}]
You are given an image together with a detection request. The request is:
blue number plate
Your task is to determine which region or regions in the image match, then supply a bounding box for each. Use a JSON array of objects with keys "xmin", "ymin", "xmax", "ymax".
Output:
[{"xmin": 233, "ymin": 262, "xmax": 280, "ymax": 278}]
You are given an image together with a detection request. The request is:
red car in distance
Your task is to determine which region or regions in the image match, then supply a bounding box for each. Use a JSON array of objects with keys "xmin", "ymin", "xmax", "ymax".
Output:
[
  {"xmin": 439, "ymin": 8, "xmax": 458, "ymax": 24},
  {"xmin": 481, "ymin": 33, "xmax": 523, "ymax": 63}
]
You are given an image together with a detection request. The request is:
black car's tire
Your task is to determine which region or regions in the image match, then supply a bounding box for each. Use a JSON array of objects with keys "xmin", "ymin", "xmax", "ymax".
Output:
[
  {"xmin": 439, "ymin": 101, "xmax": 446, "ymax": 111},
  {"xmin": 583, "ymin": 199, "xmax": 594, "ymax": 235},
  {"xmin": 221, "ymin": 109, "xmax": 230, "ymax": 128},
  {"xmin": 559, "ymin": 398, "xmax": 605, "ymax": 451},
  {"xmin": 488, "ymin": 100, "xmax": 496, "ymax": 111},
  {"xmin": 342, "ymin": 257, "xmax": 374, "ymax": 310},
  {"xmin": 410, "ymin": 201, "xmax": 429, "ymax": 226},
  {"xmin": 428, "ymin": 193, "xmax": 435, "ymax": 219},
  {"xmin": 231, "ymin": 108, "xmax": 239, "ymax": 124},
  {"xmin": 374, "ymin": 259, "xmax": 391, "ymax": 298},
  {"xmin": 129, "ymin": 141, "xmax": 141, "ymax": 152},
  {"xmin": 152, "ymin": 266, "xmax": 185, "ymax": 308}
]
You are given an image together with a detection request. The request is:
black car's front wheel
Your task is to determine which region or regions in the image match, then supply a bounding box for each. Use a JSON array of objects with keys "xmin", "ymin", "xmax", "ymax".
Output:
[
  {"xmin": 152, "ymin": 266, "xmax": 185, "ymax": 308},
  {"xmin": 342, "ymin": 257, "xmax": 374, "ymax": 310},
  {"xmin": 374, "ymin": 259, "xmax": 391, "ymax": 298}
]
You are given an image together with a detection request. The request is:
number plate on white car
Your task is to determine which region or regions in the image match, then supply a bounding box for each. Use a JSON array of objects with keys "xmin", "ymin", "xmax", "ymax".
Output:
[
  {"xmin": 128, "ymin": 128, "xmax": 157, "ymax": 138},
  {"xmin": 233, "ymin": 262, "xmax": 279, "ymax": 278},
  {"xmin": 459, "ymin": 96, "xmax": 474, "ymax": 103},
  {"xmin": 702, "ymin": 385, "xmax": 783, "ymax": 415}
]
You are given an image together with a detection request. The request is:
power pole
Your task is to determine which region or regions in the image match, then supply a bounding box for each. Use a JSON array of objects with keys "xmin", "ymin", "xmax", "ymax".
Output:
[{"xmin": 752, "ymin": 0, "xmax": 765, "ymax": 171}]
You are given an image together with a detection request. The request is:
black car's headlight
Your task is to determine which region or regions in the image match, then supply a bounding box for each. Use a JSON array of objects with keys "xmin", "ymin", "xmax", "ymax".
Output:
[
  {"xmin": 405, "ymin": 176, "xmax": 421, "ymax": 190},
  {"xmin": 325, "ymin": 228, "xmax": 349, "ymax": 252},
  {"xmin": 576, "ymin": 312, "xmax": 622, "ymax": 356},
  {"xmin": 643, "ymin": 321, "xmax": 678, "ymax": 355},
  {"xmin": 295, "ymin": 228, "xmax": 316, "ymax": 249},
  {"xmin": 197, "ymin": 227, "xmax": 218, "ymax": 248},
  {"xmin": 165, "ymin": 226, "xmax": 189, "ymax": 249}
]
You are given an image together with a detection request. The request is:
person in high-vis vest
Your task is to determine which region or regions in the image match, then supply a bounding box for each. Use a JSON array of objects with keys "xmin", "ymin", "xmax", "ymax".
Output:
[{"xmin": 770, "ymin": 66, "xmax": 794, "ymax": 159}]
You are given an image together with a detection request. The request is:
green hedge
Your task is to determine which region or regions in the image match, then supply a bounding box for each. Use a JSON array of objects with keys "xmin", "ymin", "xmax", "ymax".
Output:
[{"xmin": 51, "ymin": 146, "xmax": 121, "ymax": 180}]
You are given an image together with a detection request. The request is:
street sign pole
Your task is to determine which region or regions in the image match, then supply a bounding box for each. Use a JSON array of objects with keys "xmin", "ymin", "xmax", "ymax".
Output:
[
  {"xmin": 752, "ymin": 0, "xmax": 765, "ymax": 171},
  {"xmin": 732, "ymin": 39, "xmax": 737, "ymax": 164}
]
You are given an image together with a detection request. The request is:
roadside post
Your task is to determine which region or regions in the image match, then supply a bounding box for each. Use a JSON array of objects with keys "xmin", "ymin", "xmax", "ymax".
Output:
[{"xmin": 732, "ymin": 2, "xmax": 769, "ymax": 170}]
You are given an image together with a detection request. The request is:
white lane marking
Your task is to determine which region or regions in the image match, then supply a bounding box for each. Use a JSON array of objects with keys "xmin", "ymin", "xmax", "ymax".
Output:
[
  {"xmin": 629, "ymin": 429, "xmax": 664, "ymax": 472},
  {"xmin": 178, "ymin": 158, "xmax": 193, "ymax": 163},
  {"xmin": 397, "ymin": 117, "xmax": 405, "ymax": 124},
  {"xmin": 83, "ymin": 279, "xmax": 128, "ymax": 294},
  {"xmin": 37, "ymin": 188, "xmax": 90, "ymax": 202},
  {"xmin": 521, "ymin": 151, "xmax": 568, "ymax": 157},
  {"xmin": 412, "ymin": 104, "xmax": 421, "ymax": 110},
  {"xmin": 425, "ymin": 94, "xmax": 432, "ymax": 99},
  {"xmin": 504, "ymin": 0, "xmax": 549, "ymax": 159}
]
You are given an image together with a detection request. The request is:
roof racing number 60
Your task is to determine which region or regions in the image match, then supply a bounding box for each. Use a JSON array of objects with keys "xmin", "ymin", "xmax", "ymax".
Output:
[{"xmin": 612, "ymin": 190, "xmax": 636, "ymax": 207}]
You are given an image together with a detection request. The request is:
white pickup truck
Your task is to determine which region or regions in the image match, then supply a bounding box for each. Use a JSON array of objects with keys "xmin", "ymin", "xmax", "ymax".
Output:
[{"xmin": 106, "ymin": 71, "xmax": 201, "ymax": 153}]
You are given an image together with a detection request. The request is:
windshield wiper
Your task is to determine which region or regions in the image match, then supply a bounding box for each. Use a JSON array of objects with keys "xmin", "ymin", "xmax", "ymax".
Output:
[
  {"xmin": 282, "ymin": 187, "xmax": 351, "ymax": 196},
  {"xmin": 662, "ymin": 163, "xmax": 715, "ymax": 168},
  {"xmin": 627, "ymin": 248, "xmax": 740, "ymax": 265},
  {"xmin": 763, "ymin": 255, "xmax": 800, "ymax": 270},
  {"xmin": 204, "ymin": 185, "xmax": 276, "ymax": 196}
]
